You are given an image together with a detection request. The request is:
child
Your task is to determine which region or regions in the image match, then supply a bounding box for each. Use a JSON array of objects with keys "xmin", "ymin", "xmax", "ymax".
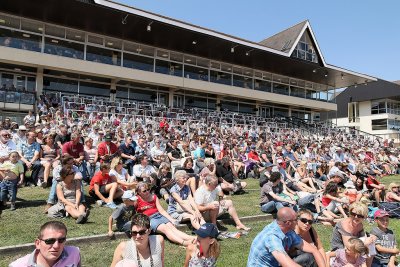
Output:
[
  {"xmin": 184, "ymin": 223, "xmax": 220, "ymax": 267},
  {"xmin": 327, "ymin": 237, "xmax": 368, "ymax": 267},
  {"xmin": 321, "ymin": 181, "xmax": 348, "ymax": 219},
  {"xmin": 370, "ymin": 209, "xmax": 399, "ymax": 267},
  {"xmin": 108, "ymin": 190, "xmax": 137, "ymax": 238},
  {"xmin": 0, "ymin": 151, "xmax": 24, "ymax": 211}
]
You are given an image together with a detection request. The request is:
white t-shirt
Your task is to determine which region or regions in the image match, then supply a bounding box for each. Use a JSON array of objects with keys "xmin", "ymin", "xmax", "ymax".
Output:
[
  {"xmin": 109, "ymin": 168, "xmax": 128, "ymax": 181},
  {"xmin": 194, "ymin": 185, "xmax": 221, "ymax": 205}
]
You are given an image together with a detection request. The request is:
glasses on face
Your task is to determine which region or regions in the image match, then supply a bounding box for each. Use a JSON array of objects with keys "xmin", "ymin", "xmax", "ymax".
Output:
[
  {"xmin": 350, "ymin": 211, "xmax": 365, "ymax": 219},
  {"xmin": 141, "ymin": 189, "xmax": 149, "ymax": 193},
  {"xmin": 130, "ymin": 229, "xmax": 148, "ymax": 237},
  {"xmin": 299, "ymin": 218, "xmax": 313, "ymax": 225},
  {"xmin": 2, "ymin": 134, "xmax": 10, "ymax": 138},
  {"xmin": 67, "ymin": 172, "xmax": 75, "ymax": 176},
  {"xmin": 39, "ymin": 237, "xmax": 67, "ymax": 245}
]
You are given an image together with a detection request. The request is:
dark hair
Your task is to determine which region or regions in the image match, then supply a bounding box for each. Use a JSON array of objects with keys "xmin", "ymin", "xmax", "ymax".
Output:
[
  {"xmin": 183, "ymin": 158, "xmax": 193, "ymax": 168},
  {"xmin": 131, "ymin": 213, "xmax": 151, "ymax": 230},
  {"xmin": 61, "ymin": 154, "xmax": 74, "ymax": 166},
  {"xmin": 324, "ymin": 181, "xmax": 338, "ymax": 195},
  {"xmin": 270, "ymin": 172, "xmax": 281, "ymax": 183},
  {"xmin": 100, "ymin": 163, "xmax": 110, "ymax": 170},
  {"xmin": 38, "ymin": 221, "xmax": 67, "ymax": 239},
  {"xmin": 60, "ymin": 166, "xmax": 73, "ymax": 180}
]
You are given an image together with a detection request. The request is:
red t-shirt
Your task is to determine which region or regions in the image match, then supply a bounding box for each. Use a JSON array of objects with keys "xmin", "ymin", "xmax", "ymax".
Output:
[
  {"xmin": 248, "ymin": 151, "xmax": 260, "ymax": 161},
  {"xmin": 62, "ymin": 141, "xmax": 84, "ymax": 158},
  {"xmin": 136, "ymin": 195, "xmax": 158, "ymax": 217},
  {"xmin": 366, "ymin": 176, "xmax": 380, "ymax": 190},
  {"xmin": 97, "ymin": 142, "xmax": 118, "ymax": 157},
  {"xmin": 89, "ymin": 171, "xmax": 112, "ymax": 192},
  {"xmin": 321, "ymin": 195, "xmax": 332, "ymax": 207}
]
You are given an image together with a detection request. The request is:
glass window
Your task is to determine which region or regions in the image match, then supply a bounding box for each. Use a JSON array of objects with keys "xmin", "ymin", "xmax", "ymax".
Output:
[
  {"xmin": 27, "ymin": 77, "xmax": 36, "ymax": 92},
  {"xmin": 20, "ymin": 92, "xmax": 35, "ymax": 104},
  {"xmin": 306, "ymin": 90, "xmax": 317, "ymax": 100},
  {"xmin": 273, "ymin": 83, "xmax": 289, "ymax": 95},
  {"xmin": 130, "ymin": 88, "xmax": 155, "ymax": 103},
  {"xmin": 116, "ymin": 86, "xmax": 129, "ymax": 100},
  {"xmin": 207, "ymin": 99, "xmax": 216, "ymax": 110},
  {"xmin": 44, "ymin": 37, "xmax": 84, "ymax": 59},
  {"xmin": 220, "ymin": 101, "xmax": 238, "ymax": 112},
  {"xmin": 21, "ymin": 20, "xmax": 43, "ymax": 34},
  {"xmin": 291, "ymin": 86, "xmax": 305, "ymax": 98},
  {"xmin": 79, "ymin": 81, "xmax": 110, "ymax": 96},
  {"xmin": 66, "ymin": 29, "xmax": 85, "ymax": 42},
  {"xmin": 43, "ymin": 77, "xmax": 78, "ymax": 94},
  {"xmin": 254, "ymin": 79, "xmax": 271, "ymax": 92},
  {"xmin": 155, "ymin": 60, "xmax": 183, "ymax": 77},
  {"xmin": 238, "ymin": 103, "xmax": 255, "ymax": 114},
  {"xmin": 86, "ymin": 46, "xmax": 121, "ymax": 66},
  {"xmin": 1, "ymin": 73, "xmax": 14, "ymax": 88},
  {"xmin": 0, "ymin": 28, "xmax": 41, "ymax": 52},
  {"xmin": 123, "ymin": 53, "xmax": 153, "ymax": 72},
  {"xmin": 186, "ymin": 97, "xmax": 208, "ymax": 109},
  {"xmin": 274, "ymin": 108, "xmax": 289, "ymax": 117},
  {"xmin": 0, "ymin": 14, "xmax": 20, "ymax": 29},
  {"xmin": 210, "ymin": 70, "xmax": 231, "ymax": 86},
  {"xmin": 233, "ymin": 75, "xmax": 245, "ymax": 88},
  {"xmin": 45, "ymin": 24, "xmax": 65, "ymax": 38},
  {"xmin": 184, "ymin": 65, "xmax": 208, "ymax": 81},
  {"xmin": 371, "ymin": 119, "xmax": 387, "ymax": 130}
]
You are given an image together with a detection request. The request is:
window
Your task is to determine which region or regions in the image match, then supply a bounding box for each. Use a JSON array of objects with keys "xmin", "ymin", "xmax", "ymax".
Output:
[
  {"xmin": 273, "ymin": 83, "xmax": 289, "ymax": 95},
  {"xmin": 290, "ymin": 86, "xmax": 305, "ymax": 98},
  {"xmin": 43, "ymin": 77, "xmax": 78, "ymax": 93},
  {"xmin": 155, "ymin": 60, "xmax": 182, "ymax": 77},
  {"xmin": 123, "ymin": 53, "xmax": 153, "ymax": 72},
  {"xmin": 0, "ymin": 28, "xmax": 41, "ymax": 52},
  {"xmin": 86, "ymin": 46, "xmax": 121, "ymax": 66},
  {"xmin": 254, "ymin": 79, "xmax": 271, "ymax": 92},
  {"xmin": 371, "ymin": 119, "xmax": 387, "ymax": 130},
  {"xmin": 371, "ymin": 100, "xmax": 387, "ymax": 114},
  {"xmin": 44, "ymin": 37, "xmax": 84, "ymax": 59},
  {"xmin": 184, "ymin": 65, "xmax": 208, "ymax": 81},
  {"xmin": 210, "ymin": 71, "xmax": 231, "ymax": 86},
  {"xmin": 291, "ymin": 32, "xmax": 319, "ymax": 63}
]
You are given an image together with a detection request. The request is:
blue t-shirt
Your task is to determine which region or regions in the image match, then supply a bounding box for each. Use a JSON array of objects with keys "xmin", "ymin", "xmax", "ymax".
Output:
[
  {"xmin": 167, "ymin": 184, "xmax": 190, "ymax": 214},
  {"xmin": 247, "ymin": 221, "xmax": 302, "ymax": 267}
]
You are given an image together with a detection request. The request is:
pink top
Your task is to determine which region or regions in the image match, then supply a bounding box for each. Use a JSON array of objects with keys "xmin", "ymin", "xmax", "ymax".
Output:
[
  {"xmin": 9, "ymin": 246, "xmax": 81, "ymax": 267},
  {"xmin": 331, "ymin": 248, "xmax": 366, "ymax": 267}
]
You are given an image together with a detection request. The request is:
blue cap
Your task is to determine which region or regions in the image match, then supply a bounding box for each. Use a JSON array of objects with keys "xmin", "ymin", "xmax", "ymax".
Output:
[{"xmin": 194, "ymin": 223, "xmax": 219, "ymax": 238}]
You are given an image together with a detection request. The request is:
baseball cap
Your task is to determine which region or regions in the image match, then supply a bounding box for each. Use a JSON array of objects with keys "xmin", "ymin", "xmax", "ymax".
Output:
[
  {"xmin": 194, "ymin": 223, "xmax": 219, "ymax": 238},
  {"xmin": 122, "ymin": 190, "xmax": 137, "ymax": 201},
  {"xmin": 277, "ymin": 159, "xmax": 283, "ymax": 164},
  {"xmin": 19, "ymin": 125, "xmax": 27, "ymax": 131},
  {"xmin": 374, "ymin": 209, "xmax": 389, "ymax": 219},
  {"xmin": 344, "ymin": 181, "xmax": 355, "ymax": 189},
  {"xmin": 104, "ymin": 134, "xmax": 112, "ymax": 141}
]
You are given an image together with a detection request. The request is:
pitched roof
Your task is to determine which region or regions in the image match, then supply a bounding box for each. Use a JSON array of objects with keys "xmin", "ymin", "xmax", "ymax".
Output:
[{"xmin": 259, "ymin": 20, "xmax": 308, "ymax": 52}]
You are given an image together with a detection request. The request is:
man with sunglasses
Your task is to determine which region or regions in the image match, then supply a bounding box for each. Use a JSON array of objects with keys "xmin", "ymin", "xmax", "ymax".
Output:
[
  {"xmin": 0, "ymin": 129, "xmax": 16, "ymax": 163},
  {"xmin": 247, "ymin": 207, "xmax": 325, "ymax": 267},
  {"xmin": 10, "ymin": 221, "xmax": 81, "ymax": 267}
]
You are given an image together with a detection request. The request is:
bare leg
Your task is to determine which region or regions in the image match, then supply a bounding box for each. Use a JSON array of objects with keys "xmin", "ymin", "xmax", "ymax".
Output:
[
  {"xmin": 223, "ymin": 200, "xmax": 250, "ymax": 230},
  {"xmin": 186, "ymin": 177, "xmax": 197, "ymax": 196}
]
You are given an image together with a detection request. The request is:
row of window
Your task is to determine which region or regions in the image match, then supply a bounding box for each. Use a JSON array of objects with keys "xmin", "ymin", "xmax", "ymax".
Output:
[
  {"xmin": 371, "ymin": 100, "xmax": 400, "ymax": 115},
  {"xmin": 0, "ymin": 26, "xmax": 334, "ymax": 102}
]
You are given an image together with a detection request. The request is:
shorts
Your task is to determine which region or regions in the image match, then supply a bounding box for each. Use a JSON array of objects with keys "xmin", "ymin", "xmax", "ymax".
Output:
[
  {"xmin": 201, "ymin": 200, "xmax": 228, "ymax": 221},
  {"xmin": 159, "ymin": 188, "xmax": 169, "ymax": 196},
  {"xmin": 89, "ymin": 185, "xmax": 109, "ymax": 199},
  {"xmin": 149, "ymin": 212, "xmax": 170, "ymax": 232}
]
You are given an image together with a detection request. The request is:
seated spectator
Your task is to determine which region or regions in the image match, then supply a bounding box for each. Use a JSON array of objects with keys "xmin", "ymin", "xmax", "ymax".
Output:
[
  {"xmin": 89, "ymin": 163, "xmax": 123, "ymax": 209},
  {"xmin": 109, "ymin": 157, "xmax": 136, "ymax": 190},
  {"xmin": 247, "ymin": 207, "xmax": 325, "ymax": 267},
  {"xmin": 175, "ymin": 158, "xmax": 198, "ymax": 195},
  {"xmin": 134, "ymin": 182, "xmax": 195, "ymax": 246},
  {"xmin": 167, "ymin": 170, "xmax": 205, "ymax": 230},
  {"xmin": 133, "ymin": 155, "xmax": 157, "ymax": 185},
  {"xmin": 0, "ymin": 130, "xmax": 17, "ymax": 164},
  {"xmin": 291, "ymin": 209, "xmax": 326, "ymax": 264},
  {"xmin": 215, "ymin": 157, "xmax": 247, "ymax": 193},
  {"xmin": 260, "ymin": 171, "xmax": 297, "ymax": 214},
  {"xmin": 110, "ymin": 213, "xmax": 164, "ymax": 267},
  {"xmin": 84, "ymin": 137, "xmax": 99, "ymax": 178},
  {"xmin": 9, "ymin": 221, "xmax": 81, "ymax": 267},
  {"xmin": 385, "ymin": 183, "xmax": 400, "ymax": 202},
  {"xmin": 157, "ymin": 163, "xmax": 173, "ymax": 202},
  {"xmin": 0, "ymin": 151, "xmax": 24, "ymax": 211},
  {"xmin": 184, "ymin": 223, "xmax": 220, "ymax": 267},
  {"xmin": 167, "ymin": 139, "xmax": 182, "ymax": 174},
  {"xmin": 371, "ymin": 209, "xmax": 399, "ymax": 267},
  {"xmin": 55, "ymin": 124, "xmax": 70, "ymax": 149},
  {"xmin": 321, "ymin": 181, "xmax": 348, "ymax": 219},
  {"xmin": 199, "ymin": 158, "xmax": 216, "ymax": 186},
  {"xmin": 327, "ymin": 237, "xmax": 368, "ymax": 267},
  {"xmin": 366, "ymin": 173, "xmax": 386, "ymax": 204},
  {"xmin": 17, "ymin": 131, "xmax": 42, "ymax": 186},
  {"xmin": 97, "ymin": 133, "xmax": 119, "ymax": 163},
  {"xmin": 119, "ymin": 135, "xmax": 137, "ymax": 176},
  {"xmin": 259, "ymin": 162, "xmax": 275, "ymax": 187},
  {"xmin": 62, "ymin": 132, "xmax": 87, "ymax": 182},
  {"xmin": 12, "ymin": 125, "xmax": 27, "ymax": 147},
  {"xmin": 150, "ymin": 138, "xmax": 165, "ymax": 169},
  {"xmin": 108, "ymin": 190, "xmax": 137, "ymax": 238},
  {"xmin": 48, "ymin": 166, "xmax": 89, "ymax": 224},
  {"xmin": 40, "ymin": 133, "xmax": 60, "ymax": 188},
  {"xmin": 194, "ymin": 175, "xmax": 250, "ymax": 231}
]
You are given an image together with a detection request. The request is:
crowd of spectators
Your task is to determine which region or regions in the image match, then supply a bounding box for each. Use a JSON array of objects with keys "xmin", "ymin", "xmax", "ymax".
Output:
[{"xmin": 2, "ymin": 95, "xmax": 400, "ymax": 266}]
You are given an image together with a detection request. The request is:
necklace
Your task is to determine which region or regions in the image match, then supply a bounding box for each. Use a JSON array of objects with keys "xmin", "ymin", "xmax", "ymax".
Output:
[{"xmin": 136, "ymin": 240, "xmax": 154, "ymax": 267}]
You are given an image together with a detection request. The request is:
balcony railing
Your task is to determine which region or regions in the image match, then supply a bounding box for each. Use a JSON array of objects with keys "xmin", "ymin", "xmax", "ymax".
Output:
[{"xmin": 0, "ymin": 87, "xmax": 36, "ymax": 109}]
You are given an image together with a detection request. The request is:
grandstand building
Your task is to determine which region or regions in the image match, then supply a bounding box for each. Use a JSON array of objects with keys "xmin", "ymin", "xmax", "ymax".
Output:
[
  {"xmin": 0, "ymin": 0, "xmax": 376, "ymax": 123},
  {"xmin": 332, "ymin": 79, "xmax": 400, "ymax": 140}
]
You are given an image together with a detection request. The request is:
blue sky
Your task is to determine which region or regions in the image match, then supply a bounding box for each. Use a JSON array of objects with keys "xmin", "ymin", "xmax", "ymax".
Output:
[{"xmin": 117, "ymin": 0, "xmax": 399, "ymax": 82}]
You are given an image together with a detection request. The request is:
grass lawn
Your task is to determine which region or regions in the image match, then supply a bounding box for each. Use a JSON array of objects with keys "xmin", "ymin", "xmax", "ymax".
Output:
[{"xmin": 2, "ymin": 176, "xmax": 400, "ymax": 266}]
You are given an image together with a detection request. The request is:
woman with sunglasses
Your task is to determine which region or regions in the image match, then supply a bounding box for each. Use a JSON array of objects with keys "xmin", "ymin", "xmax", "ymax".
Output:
[
  {"xmin": 384, "ymin": 182, "xmax": 400, "ymax": 202},
  {"xmin": 330, "ymin": 202, "xmax": 377, "ymax": 265},
  {"xmin": 134, "ymin": 182, "xmax": 195, "ymax": 246},
  {"xmin": 110, "ymin": 157, "xmax": 136, "ymax": 190},
  {"xmin": 110, "ymin": 213, "xmax": 164, "ymax": 267},
  {"xmin": 290, "ymin": 209, "xmax": 326, "ymax": 264}
]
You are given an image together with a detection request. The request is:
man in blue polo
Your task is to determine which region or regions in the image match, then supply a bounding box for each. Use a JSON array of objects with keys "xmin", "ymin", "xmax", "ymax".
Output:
[{"xmin": 247, "ymin": 207, "xmax": 325, "ymax": 267}]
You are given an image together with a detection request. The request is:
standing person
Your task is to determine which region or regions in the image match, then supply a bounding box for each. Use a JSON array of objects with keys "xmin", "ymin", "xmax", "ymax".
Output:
[
  {"xmin": 110, "ymin": 213, "xmax": 164, "ymax": 267},
  {"xmin": 9, "ymin": 221, "xmax": 81, "ymax": 267},
  {"xmin": 247, "ymin": 207, "xmax": 325, "ymax": 267},
  {"xmin": 184, "ymin": 223, "xmax": 220, "ymax": 267},
  {"xmin": 371, "ymin": 209, "xmax": 399, "ymax": 267}
]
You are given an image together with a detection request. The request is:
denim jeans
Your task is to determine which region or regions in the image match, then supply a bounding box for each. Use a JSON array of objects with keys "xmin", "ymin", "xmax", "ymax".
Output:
[
  {"xmin": 86, "ymin": 162, "xmax": 100, "ymax": 179},
  {"xmin": 24, "ymin": 160, "xmax": 42, "ymax": 185},
  {"xmin": 293, "ymin": 252, "xmax": 317, "ymax": 267},
  {"xmin": 124, "ymin": 159, "xmax": 134, "ymax": 176},
  {"xmin": 78, "ymin": 161, "xmax": 89, "ymax": 182},
  {"xmin": 261, "ymin": 201, "xmax": 285, "ymax": 213},
  {"xmin": 47, "ymin": 180, "xmax": 86, "ymax": 204},
  {"xmin": 0, "ymin": 179, "xmax": 18, "ymax": 202}
]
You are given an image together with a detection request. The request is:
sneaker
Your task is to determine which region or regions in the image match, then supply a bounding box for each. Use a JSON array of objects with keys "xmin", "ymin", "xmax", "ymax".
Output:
[
  {"xmin": 10, "ymin": 203, "xmax": 16, "ymax": 211},
  {"xmin": 41, "ymin": 181, "xmax": 48, "ymax": 188},
  {"xmin": 76, "ymin": 214, "xmax": 85, "ymax": 224},
  {"xmin": 37, "ymin": 180, "xmax": 42, "ymax": 187},
  {"xmin": 105, "ymin": 202, "xmax": 117, "ymax": 209},
  {"xmin": 96, "ymin": 200, "xmax": 104, "ymax": 207},
  {"xmin": 84, "ymin": 209, "xmax": 90, "ymax": 221}
]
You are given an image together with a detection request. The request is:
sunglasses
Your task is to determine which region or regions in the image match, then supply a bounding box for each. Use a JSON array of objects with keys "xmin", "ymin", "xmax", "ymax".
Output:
[
  {"xmin": 39, "ymin": 237, "xmax": 67, "ymax": 245},
  {"xmin": 141, "ymin": 189, "xmax": 149, "ymax": 193},
  {"xmin": 299, "ymin": 218, "xmax": 313, "ymax": 225},
  {"xmin": 130, "ymin": 229, "xmax": 147, "ymax": 237},
  {"xmin": 350, "ymin": 211, "xmax": 365, "ymax": 219}
]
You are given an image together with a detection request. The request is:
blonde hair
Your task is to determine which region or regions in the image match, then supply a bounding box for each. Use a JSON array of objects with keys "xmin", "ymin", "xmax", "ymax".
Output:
[
  {"xmin": 346, "ymin": 237, "xmax": 369, "ymax": 256},
  {"xmin": 110, "ymin": 157, "xmax": 121, "ymax": 170},
  {"xmin": 389, "ymin": 182, "xmax": 399, "ymax": 192},
  {"xmin": 349, "ymin": 202, "xmax": 368, "ymax": 218},
  {"xmin": 204, "ymin": 158, "xmax": 215, "ymax": 167},
  {"xmin": 208, "ymin": 239, "xmax": 221, "ymax": 259}
]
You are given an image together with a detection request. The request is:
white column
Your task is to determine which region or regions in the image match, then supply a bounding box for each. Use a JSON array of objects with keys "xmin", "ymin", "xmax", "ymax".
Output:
[{"xmin": 36, "ymin": 67, "xmax": 43, "ymax": 97}]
